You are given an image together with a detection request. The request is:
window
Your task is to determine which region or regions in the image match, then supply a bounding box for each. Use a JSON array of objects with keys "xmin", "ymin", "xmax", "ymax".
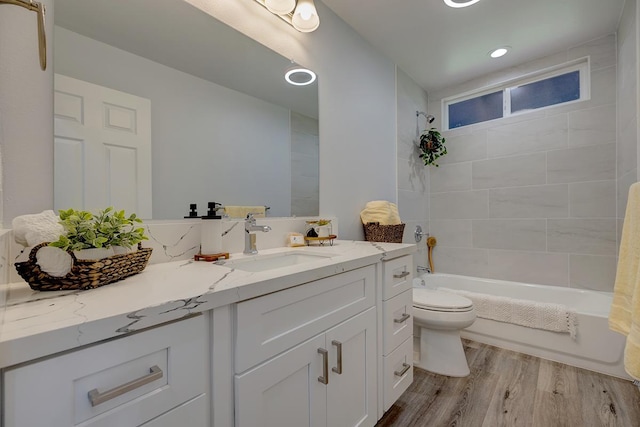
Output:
[{"xmin": 444, "ymin": 58, "xmax": 590, "ymax": 130}]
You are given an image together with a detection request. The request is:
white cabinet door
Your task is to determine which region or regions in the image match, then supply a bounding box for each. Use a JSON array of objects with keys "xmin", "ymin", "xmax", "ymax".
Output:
[
  {"xmin": 326, "ymin": 307, "xmax": 377, "ymax": 427},
  {"xmin": 235, "ymin": 334, "xmax": 327, "ymax": 427},
  {"xmin": 54, "ymin": 74, "xmax": 152, "ymax": 217}
]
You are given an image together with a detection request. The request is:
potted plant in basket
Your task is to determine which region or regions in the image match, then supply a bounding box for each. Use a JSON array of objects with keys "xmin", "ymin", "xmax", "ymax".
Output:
[
  {"xmin": 418, "ymin": 128, "xmax": 447, "ymax": 167},
  {"xmin": 49, "ymin": 207, "xmax": 147, "ymax": 259}
]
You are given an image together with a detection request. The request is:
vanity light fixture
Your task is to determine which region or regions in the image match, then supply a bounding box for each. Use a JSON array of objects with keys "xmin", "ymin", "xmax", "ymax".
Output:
[
  {"xmin": 254, "ymin": 0, "xmax": 320, "ymax": 33},
  {"xmin": 443, "ymin": 0, "xmax": 481, "ymax": 8},
  {"xmin": 285, "ymin": 65, "xmax": 316, "ymax": 86},
  {"xmin": 489, "ymin": 47, "xmax": 510, "ymax": 58}
]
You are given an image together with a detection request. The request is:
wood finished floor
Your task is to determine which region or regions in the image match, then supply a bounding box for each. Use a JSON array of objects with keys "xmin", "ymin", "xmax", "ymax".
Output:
[{"xmin": 376, "ymin": 341, "xmax": 640, "ymax": 427}]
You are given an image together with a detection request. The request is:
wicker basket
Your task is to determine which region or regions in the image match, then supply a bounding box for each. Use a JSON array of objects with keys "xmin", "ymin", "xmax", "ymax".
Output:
[
  {"xmin": 363, "ymin": 222, "xmax": 405, "ymax": 243},
  {"xmin": 15, "ymin": 243, "xmax": 153, "ymax": 291}
]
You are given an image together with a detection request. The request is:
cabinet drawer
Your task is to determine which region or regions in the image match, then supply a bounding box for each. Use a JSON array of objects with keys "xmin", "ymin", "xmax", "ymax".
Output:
[
  {"xmin": 383, "ymin": 289, "xmax": 413, "ymax": 355},
  {"xmin": 383, "ymin": 336, "xmax": 413, "ymax": 412},
  {"xmin": 141, "ymin": 394, "xmax": 208, "ymax": 427},
  {"xmin": 4, "ymin": 315, "xmax": 208, "ymax": 427},
  {"xmin": 235, "ymin": 265, "xmax": 375, "ymax": 373},
  {"xmin": 382, "ymin": 255, "xmax": 413, "ymax": 300}
]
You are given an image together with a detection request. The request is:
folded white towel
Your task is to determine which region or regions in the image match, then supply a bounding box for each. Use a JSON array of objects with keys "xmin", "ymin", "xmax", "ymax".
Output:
[
  {"xmin": 440, "ymin": 288, "xmax": 578, "ymax": 339},
  {"xmin": 12, "ymin": 210, "xmax": 64, "ymax": 247},
  {"xmin": 36, "ymin": 246, "xmax": 73, "ymax": 277},
  {"xmin": 360, "ymin": 201, "xmax": 402, "ymax": 225}
]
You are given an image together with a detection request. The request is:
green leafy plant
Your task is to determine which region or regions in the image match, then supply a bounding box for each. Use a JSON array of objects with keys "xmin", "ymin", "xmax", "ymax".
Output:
[
  {"xmin": 418, "ymin": 128, "xmax": 447, "ymax": 167},
  {"xmin": 49, "ymin": 207, "xmax": 147, "ymax": 251}
]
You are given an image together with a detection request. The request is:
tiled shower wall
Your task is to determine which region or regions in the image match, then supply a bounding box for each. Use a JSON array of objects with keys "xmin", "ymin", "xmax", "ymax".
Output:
[
  {"xmin": 617, "ymin": 0, "xmax": 638, "ymax": 256},
  {"xmin": 420, "ymin": 34, "xmax": 621, "ymax": 290},
  {"xmin": 397, "ymin": 68, "xmax": 429, "ymax": 270}
]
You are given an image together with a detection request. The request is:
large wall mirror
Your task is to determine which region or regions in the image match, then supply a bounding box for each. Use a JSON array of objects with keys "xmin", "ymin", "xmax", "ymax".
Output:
[{"xmin": 53, "ymin": 0, "xmax": 319, "ymax": 220}]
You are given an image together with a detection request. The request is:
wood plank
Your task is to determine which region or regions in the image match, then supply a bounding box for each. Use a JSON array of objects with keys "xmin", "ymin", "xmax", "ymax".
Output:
[
  {"xmin": 481, "ymin": 352, "xmax": 539, "ymax": 427},
  {"xmin": 376, "ymin": 341, "xmax": 640, "ymax": 427}
]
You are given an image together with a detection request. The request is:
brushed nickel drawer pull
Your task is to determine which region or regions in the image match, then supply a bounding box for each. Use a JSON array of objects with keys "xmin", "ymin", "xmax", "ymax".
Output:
[
  {"xmin": 393, "ymin": 271, "xmax": 410, "ymax": 279},
  {"xmin": 394, "ymin": 362, "xmax": 411, "ymax": 377},
  {"xmin": 332, "ymin": 340, "xmax": 343, "ymax": 375},
  {"xmin": 394, "ymin": 313, "xmax": 411, "ymax": 324},
  {"xmin": 88, "ymin": 365, "xmax": 163, "ymax": 407},
  {"xmin": 318, "ymin": 348, "xmax": 329, "ymax": 385}
]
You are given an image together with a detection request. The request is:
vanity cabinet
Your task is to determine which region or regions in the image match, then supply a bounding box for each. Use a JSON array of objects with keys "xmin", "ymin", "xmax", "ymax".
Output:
[
  {"xmin": 234, "ymin": 266, "xmax": 378, "ymax": 427},
  {"xmin": 3, "ymin": 315, "xmax": 209, "ymax": 427},
  {"xmin": 380, "ymin": 255, "xmax": 414, "ymax": 411}
]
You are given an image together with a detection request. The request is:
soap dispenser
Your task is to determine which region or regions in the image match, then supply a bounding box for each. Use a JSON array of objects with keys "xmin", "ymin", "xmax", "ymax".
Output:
[{"xmin": 201, "ymin": 202, "xmax": 223, "ymax": 255}]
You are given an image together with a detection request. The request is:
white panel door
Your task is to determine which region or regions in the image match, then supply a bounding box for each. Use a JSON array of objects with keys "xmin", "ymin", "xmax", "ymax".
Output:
[
  {"xmin": 326, "ymin": 307, "xmax": 378, "ymax": 427},
  {"xmin": 54, "ymin": 74, "xmax": 152, "ymax": 217},
  {"xmin": 235, "ymin": 334, "xmax": 327, "ymax": 427}
]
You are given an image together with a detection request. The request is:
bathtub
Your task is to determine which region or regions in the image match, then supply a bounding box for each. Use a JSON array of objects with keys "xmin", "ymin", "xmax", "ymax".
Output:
[{"xmin": 418, "ymin": 273, "xmax": 629, "ymax": 379}]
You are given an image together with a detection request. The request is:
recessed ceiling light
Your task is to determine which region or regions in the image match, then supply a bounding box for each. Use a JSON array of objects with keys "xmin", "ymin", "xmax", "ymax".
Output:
[
  {"xmin": 443, "ymin": 0, "xmax": 481, "ymax": 8},
  {"xmin": 285, "ymin": 66, "xmax": 317, "ymax": 86},
  {"xmin": 489, "ymin": 47, "xmax": 509, "ymax": 58}
]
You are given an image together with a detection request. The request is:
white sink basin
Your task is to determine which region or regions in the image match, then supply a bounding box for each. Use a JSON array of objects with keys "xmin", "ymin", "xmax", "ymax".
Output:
[{"xmin": 217, "ymin": 252, "xmax": 332, "ymax": 272}]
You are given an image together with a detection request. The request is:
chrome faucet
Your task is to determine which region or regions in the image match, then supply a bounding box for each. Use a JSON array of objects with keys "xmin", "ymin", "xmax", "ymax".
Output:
[
  {"xmin": 244, "ymin": 213, "xmax": 271, "ymax": 254},
  {"xmin": 417, "ymin": 265, "xmax": 431, "ymax": 274}
]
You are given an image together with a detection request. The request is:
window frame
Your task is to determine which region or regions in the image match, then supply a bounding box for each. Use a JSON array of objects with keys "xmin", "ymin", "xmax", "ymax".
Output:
[{"xmin": 442, "ymin": 57, "xmax": 591, "ymax": 130}]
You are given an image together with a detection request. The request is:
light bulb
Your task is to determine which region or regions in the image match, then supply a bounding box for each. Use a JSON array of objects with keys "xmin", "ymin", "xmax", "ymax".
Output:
[
  {"xmin": 292, "ymin": 0, "xmax": 319, "ymax": 32},
  {"xmin": 265, "ymin": 0, "xmax": 296, "ymax": 15}
]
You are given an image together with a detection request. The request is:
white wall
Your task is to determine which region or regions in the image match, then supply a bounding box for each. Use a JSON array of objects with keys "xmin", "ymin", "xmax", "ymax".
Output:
[
  {"xmin": 186, "ymin": 0, "xmax": 398, "ymax": 240},
  {"xmin": 54, "ymin": 27, "xmax": 292, "ymax": 219},
  {"xmin": 0, "ymin": 0, "xmax": 54, "ymax": 227}
]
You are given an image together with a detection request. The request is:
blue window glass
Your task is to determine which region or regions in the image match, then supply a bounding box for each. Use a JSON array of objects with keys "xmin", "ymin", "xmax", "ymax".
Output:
[
  {"xmin": 510, "ymin": 70, "xmax": 580, "ymax": 113},
  {"xmin": 448, "ymin": 91, "xmax": 503, "ymax": 129}
]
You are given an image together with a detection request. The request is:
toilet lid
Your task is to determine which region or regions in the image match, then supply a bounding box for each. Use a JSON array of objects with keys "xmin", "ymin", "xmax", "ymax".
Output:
[{"xmin": 413, "ymin": 288, "xmax": 473, "ymax": 312}]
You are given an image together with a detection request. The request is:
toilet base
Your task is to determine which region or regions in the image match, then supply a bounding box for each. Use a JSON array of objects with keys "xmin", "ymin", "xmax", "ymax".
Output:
[{"xmin": 413, "ymin": 327, "xmax": 470, "ymax": 377}]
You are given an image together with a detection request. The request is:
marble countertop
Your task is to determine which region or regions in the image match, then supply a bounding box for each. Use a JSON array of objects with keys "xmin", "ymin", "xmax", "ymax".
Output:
[{"xmin": 0, "ymin": 240, "xmax": 415, "ymax": 368}]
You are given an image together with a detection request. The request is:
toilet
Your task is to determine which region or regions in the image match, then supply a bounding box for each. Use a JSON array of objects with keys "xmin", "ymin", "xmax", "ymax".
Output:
[{"xmin": 412, "ymin": 285, "xmax": 476, "ymax": 377}]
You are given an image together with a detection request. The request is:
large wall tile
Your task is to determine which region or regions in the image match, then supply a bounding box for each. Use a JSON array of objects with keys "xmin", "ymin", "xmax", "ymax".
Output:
[
  {"xmin": 438, "ymin": 131, "xmax": 487, "ymax": 165},
  {"xmin": 489, "ymin": 184, "xmax": 568, "ymax": 218},
  {"xmin": 547, "ymin": 143, "xmax": 615, "ymax": 184},
  {"xmin": 617, "ymin": 169, "xmax": 638, "ymax": 221},
  {"xmin": 487, "ymin": 250, "xmax": 569, "ymax": 287},
  {"xmin": 567, "ymin": 34, "xmax": 616, "ymax": 71},
  {"xmin": 430, "ymin": 219, "xmax": 472, "ymax": 248},
  {"xmin": 473, "ymin": 219, "xmax": 546, "ymax": 251},
  {"xmin": 398, "ymin": 189, "xmax": 428, "ymax": 222},
  {"xmin": 547, "ymin": 219, "xmax": 617, "ymax": 255},
  {"xmin": 397, "ymin": 156, "xmax": 428, "ymax": 193},
  {"xmin": 487, "ymin": 114, "xmax": 567, "ymax": 158},
  {"xmin": 430, "ymin": 162, "xmax": 472, "ymax": 193},
  {"xmin": 431, "ymin": 190, "xmax": 488, "ymax": 219},
  {"xmin": 568, "ymin": 104, "xmax": 616, "ymax": 147},
  {"xmin": 569, "ymin": 180, "xmax": 616, "ymax": 218},
  {"xmin": 569, "ymin": 254, "xmax": 617, "ymax": 291},
  {"xmin": 472, "ymin": 153, "xmax": 546, "ymax": 189},
  {"xmin": 431, "ymin": 246, "xmax": 488, "ymax": 277}
]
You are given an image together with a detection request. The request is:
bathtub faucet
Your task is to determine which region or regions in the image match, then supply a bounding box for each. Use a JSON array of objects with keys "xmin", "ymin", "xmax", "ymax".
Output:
[{"xmin": 417, "ymin": 265, "xmax": 431, "ymax": 274}]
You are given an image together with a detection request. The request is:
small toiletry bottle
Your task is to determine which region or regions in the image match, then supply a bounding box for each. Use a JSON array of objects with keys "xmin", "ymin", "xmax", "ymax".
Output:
[{"xmin": 201, "ymin": 202, "xmax": 223, "ymax": 254}]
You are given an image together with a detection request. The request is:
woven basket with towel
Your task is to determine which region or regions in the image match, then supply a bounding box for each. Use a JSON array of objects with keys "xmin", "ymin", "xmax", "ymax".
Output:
[
  {"xmin": 360, "ymin": 201, "xmax": 405, "ymax": 243},
  {"xmin": 16, "ymin": 242, "xmax": 152, "ymax": 291}
]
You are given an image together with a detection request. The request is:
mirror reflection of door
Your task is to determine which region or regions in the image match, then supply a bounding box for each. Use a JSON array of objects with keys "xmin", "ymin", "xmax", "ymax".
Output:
[{"xmin": 54, "ymin": 74, "xmax": 152, "ymax": 217}]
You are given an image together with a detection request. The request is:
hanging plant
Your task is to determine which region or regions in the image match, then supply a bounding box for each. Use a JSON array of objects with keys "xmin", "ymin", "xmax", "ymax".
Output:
[{"xmin": 418, "ymin": 127, "xmax": 447, "ymax": 167}]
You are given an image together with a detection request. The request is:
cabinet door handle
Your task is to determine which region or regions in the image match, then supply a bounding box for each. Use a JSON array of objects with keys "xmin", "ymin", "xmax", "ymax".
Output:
[
  {"xmin": 394, "ymin": 362, "xmax": 411, "ymax": 377},
  {"xmin": 332, "ymin": 340, "xmax": 343, "ymax": 375},
  {"xmin": 394, "ymin": 313, "xmax": 411, "ymax": 324},
  {"xmin": 88, "ymin": 365, "xmax": 163, "ymax": 407},
  {"xmin": 393, "ymin": 271, "xmax": 410, "ymax": 279},
  {"xmin": 318, "ymin": 348, "xmax": 329, "ymax": 385}
]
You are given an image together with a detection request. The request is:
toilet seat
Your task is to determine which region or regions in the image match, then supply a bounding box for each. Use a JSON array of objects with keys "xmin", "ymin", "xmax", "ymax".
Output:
[{"xmin": 413, "ymin": 288, "xmax": 473, "ymax": 313}]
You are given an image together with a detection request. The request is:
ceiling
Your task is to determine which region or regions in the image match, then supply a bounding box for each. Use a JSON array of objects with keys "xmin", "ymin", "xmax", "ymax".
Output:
[{"xmin": 322, "ymin": 0, "xmax": 626, "ymax": 93}]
